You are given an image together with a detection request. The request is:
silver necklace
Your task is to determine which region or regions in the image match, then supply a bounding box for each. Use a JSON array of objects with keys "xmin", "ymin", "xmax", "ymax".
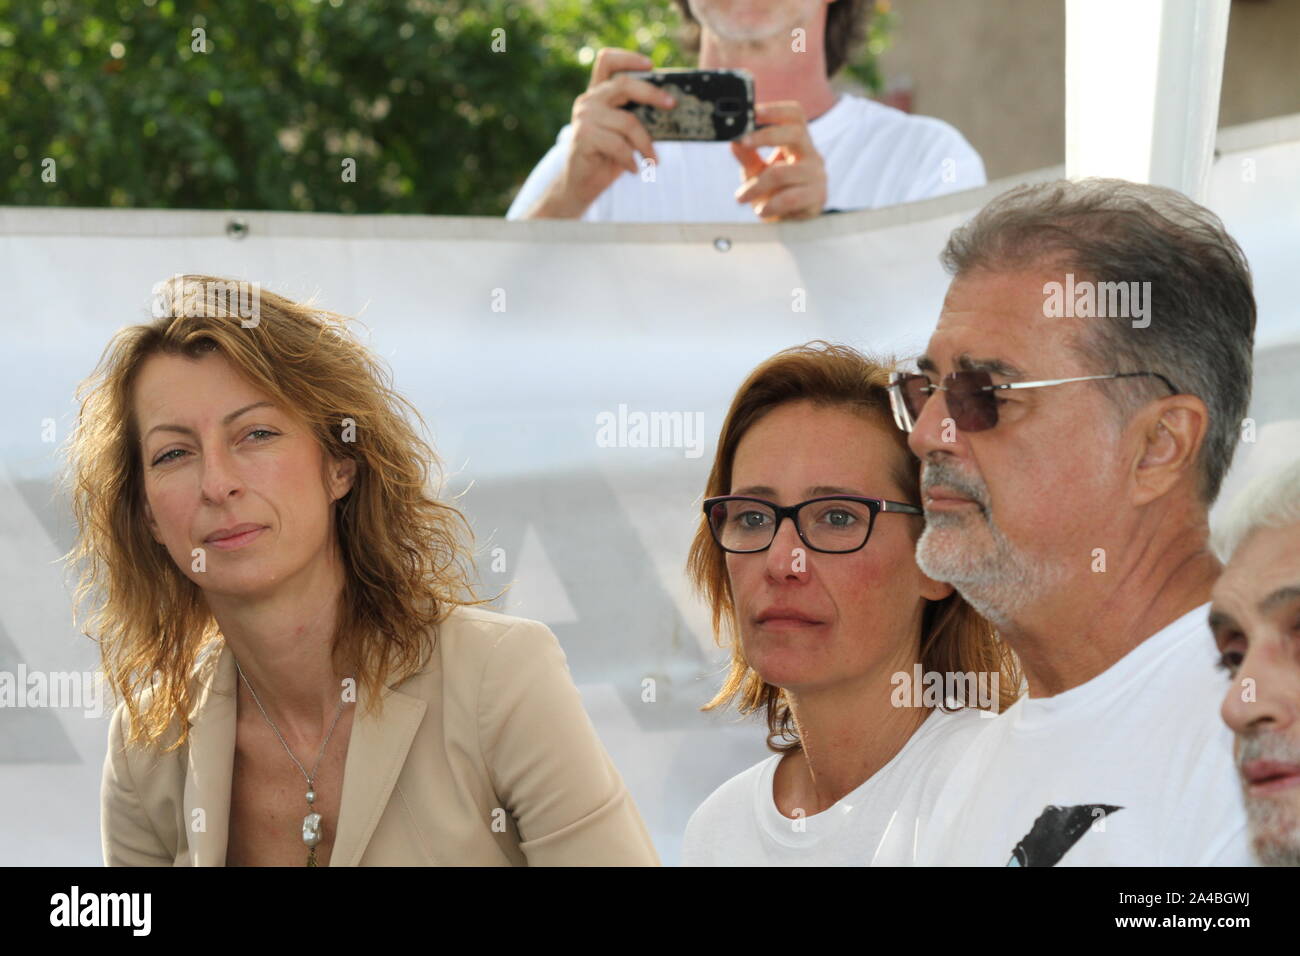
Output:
[{"xmin": 235, "ymin": 658, "xmax": 349, "ymax": 867}]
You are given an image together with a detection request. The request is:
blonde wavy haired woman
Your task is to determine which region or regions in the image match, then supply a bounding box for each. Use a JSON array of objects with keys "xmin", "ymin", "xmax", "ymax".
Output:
[
  {"xmin": 682, "ymin": 342, "xmax": 1021, "ymax": 865},
  {"xmin": 67, "ymin": 275, "xmax": 658, "ymax": 866}
]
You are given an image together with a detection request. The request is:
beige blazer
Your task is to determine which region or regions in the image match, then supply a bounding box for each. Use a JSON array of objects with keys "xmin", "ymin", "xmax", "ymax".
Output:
[{"xmin": 100, "ymin": 605, "xmax": 660, "ymax": 866}]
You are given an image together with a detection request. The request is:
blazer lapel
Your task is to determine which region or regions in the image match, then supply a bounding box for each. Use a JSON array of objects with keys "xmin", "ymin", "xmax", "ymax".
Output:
[
  {"xmin": 330, "ymin": 674, "xmax": 428, "ymax": 866},
  {"xmin": 183, "ymin": 642, "xmax": 237, "ymax": 866},
  {"xmin": 179, "ymin": 640, "xmax": 428, "ymax": 867}
]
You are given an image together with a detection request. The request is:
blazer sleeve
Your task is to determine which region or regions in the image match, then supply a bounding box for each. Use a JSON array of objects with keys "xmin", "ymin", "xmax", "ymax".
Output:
[
  {"xmin": 101, "ymin": 699, "xmax": 174, "ymax": 866},
  {"xmin": 476, "ymin": 619, "xmax": 661, "ymax": 865}
]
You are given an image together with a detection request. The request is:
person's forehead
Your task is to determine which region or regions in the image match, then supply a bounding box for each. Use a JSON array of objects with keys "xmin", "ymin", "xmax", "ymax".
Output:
[
  {"xmin": 134, "ymin": 352, "xmax": 270, "ymax": 423},
  {"xmin": 925, "ymin": 269, "xmax": 1079, "ymax": 370},
  {"xmin": 136, "ymin": 351, "xmax": 234, "ymax": 393},
  {"xmin": 732, "ymin": 403, "xmax": 901, "ymax": 484},
  {"xmin": 1214, "ymin": 524, "xmax": 1300, "ymax": 610},
  {"xmin": 133, "ymin": 354, "xmax": 199, "ymax": 418},
  {"xmin": 736, "ymin": 402, "xmax": 888, "ymax": 456}
]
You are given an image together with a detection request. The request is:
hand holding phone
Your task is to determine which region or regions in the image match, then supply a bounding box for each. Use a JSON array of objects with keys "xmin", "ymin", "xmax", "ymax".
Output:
[
  {"xmin": 617, "ymin": 68, "xmax": 757, "ymax": 142},
  {"xmin": 731, "ymin": 101, "xmax": 829, "ymax": 222},
  {"xmin": 522, "ymin": 49, "xmax": 677, "ymax": 219}
]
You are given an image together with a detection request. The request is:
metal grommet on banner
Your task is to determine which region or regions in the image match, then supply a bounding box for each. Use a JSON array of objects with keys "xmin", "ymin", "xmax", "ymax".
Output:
[{"xmin": 226, "ymin": 217, "xmax": 250, "ymax": 240}]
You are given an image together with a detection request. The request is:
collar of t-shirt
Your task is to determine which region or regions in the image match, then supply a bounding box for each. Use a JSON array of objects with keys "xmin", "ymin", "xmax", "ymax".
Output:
[
  {"xmin": 754, "ymin": 707, "xmax": 941, "ymax": 849},
  {"xmin": 1008, "ymin": 602, "xmax": 1212, "ymax": 733},
  {"xmin": 807, "ymin": 92, "xmax": 852, "ymax": 136}
]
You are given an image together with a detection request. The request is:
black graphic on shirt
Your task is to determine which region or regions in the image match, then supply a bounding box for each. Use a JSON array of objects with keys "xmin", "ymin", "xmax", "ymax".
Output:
[{"xmin": 1006, "ymin": 804, "xmax": 1123, "ymax": 866}]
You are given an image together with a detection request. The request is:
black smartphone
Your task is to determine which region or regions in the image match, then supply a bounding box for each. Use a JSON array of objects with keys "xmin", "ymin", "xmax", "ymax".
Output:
[{"xmin": 618, "ymin": 68, "xmax": 756, "ymax": 142}]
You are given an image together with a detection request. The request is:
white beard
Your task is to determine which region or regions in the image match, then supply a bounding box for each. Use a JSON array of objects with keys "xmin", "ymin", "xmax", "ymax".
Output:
[
  {"xmin": 915, "ymin": 503, "xmax": 1058, "ymax": 630},
  {"xmin": 1245, "ymin": 794, "xmax": 1300, "ymax": 865},
  {"xmin": 1238, "ymin": 733, "xmax": 1300, "ymax": 866}
]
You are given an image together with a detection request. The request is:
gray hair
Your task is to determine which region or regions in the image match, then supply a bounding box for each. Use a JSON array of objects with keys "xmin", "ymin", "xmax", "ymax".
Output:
[
  {"xmin": 940, "ymin": 178, "xmax": 1256, "ymax": 504},
  {"xmin": 1212, "ymin": 458, "xmax": 1300, "ymax": 562}
]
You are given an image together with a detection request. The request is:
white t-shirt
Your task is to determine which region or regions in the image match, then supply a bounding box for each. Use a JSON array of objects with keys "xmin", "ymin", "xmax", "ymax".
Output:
[
  {"xmin": 910, "ymin": 603, "xmax": 1254, "ymax": 866},
  {"xmin": 505, "ymin": 92, "xmax": 986, "ymax": 223},
  {"xmin": 681, "ymin": 706, "xmax": 994, "ymax": 866}
]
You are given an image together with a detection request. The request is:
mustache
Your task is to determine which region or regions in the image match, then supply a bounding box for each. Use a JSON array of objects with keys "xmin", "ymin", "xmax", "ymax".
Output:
[
  {"xmin": 920, "ymin": 460, "xmax": 990, "ymax": 510},
  {"xmin": 1237, "ymin": 730, "xmax": 1300, "ymax": 770}
]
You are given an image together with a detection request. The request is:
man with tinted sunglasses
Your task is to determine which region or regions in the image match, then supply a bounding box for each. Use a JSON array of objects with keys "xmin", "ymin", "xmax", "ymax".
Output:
[{"xmin": 886, "ymin": 178, "xmax": 1257, "ymax": 866}]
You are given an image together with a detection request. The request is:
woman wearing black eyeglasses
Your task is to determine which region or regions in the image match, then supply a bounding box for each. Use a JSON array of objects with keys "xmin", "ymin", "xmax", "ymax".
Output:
[{"xmin": 681, "ymin": 341, "xmax": 1022, "ymax": 866}]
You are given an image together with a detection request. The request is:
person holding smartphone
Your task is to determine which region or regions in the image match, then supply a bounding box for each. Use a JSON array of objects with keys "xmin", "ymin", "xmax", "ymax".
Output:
[{"xmin": 507, "ymin": 0, "xmax": 986, "ymax": 223}]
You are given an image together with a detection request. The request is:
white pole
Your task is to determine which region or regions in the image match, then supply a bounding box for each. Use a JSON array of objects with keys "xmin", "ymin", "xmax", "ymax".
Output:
[{"xmin": 1065, "ymin": 0, "xmax": 1230, "ymax": 201}]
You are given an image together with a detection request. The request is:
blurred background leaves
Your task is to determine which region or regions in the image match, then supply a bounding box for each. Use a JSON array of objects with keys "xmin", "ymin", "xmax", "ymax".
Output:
[{"xmin": 0, "ymin": 0, "xmax": 892, "ymax": 215}]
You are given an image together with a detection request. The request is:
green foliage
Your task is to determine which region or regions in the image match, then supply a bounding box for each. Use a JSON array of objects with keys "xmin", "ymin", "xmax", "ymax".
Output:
[
  {"xmin": 0, "ymin": 0, "xmax": 892, "ymax": 215},
  {"xmin": 841, "ymin": 2, "xmax": 897, "ymax": 98}
]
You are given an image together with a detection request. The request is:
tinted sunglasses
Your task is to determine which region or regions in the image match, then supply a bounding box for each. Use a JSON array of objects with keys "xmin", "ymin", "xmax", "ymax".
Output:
[{"xmin": 888, "ymin": 369, "xmax": 1179, "ymax": 433}]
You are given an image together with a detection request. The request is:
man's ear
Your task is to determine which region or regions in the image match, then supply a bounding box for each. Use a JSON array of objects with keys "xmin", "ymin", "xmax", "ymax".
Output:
[{"xmin": 1131, "ymin": 395, "xmax": 1209, "ymax": 506}]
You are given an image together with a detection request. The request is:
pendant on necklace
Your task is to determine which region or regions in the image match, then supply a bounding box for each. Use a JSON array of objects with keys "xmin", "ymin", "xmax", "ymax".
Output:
[{"xmin": 303, "ymin": 788, "xmax": 322, "ymax": 867}]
